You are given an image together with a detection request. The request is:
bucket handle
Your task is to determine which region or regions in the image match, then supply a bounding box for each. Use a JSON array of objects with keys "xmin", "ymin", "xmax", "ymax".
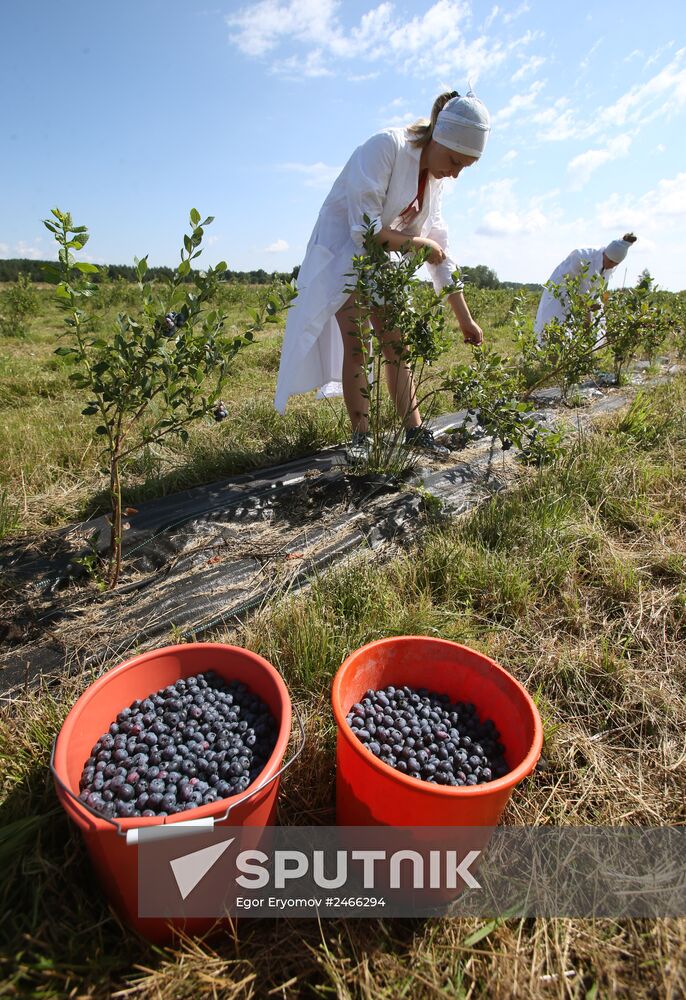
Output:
[{"xmin": 50, "ymin": 700, "xmax": 306, "ymax": 844}]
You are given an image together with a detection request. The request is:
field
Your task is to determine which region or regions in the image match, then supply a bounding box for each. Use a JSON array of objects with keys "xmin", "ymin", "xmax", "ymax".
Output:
[{"xmin": 1, "ymin": 280, "xmax": 685, "ymax": 998}]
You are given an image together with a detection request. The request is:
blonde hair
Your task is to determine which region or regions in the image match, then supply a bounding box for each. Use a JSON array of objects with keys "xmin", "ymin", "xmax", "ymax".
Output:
[{"xmin": 407, "ymin": 91, "xmax": 459, "ymax": 148}]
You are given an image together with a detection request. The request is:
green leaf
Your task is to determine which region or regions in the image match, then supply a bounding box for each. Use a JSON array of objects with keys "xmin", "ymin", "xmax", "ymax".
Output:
[
  {"xmin": 54, "ymin": 346, "xmax": 75, "ymax": 356},
  {"xmin": 74, "ymin": 261, "xmax": 100, "ymax": 273},
  {"xmin": 41, "ymin": 263, "xmax": 61, "ymax": 281},
  {"xmin": 190, "ymin": 208, "xmax": 201, "ymax": 226},
  {"xmin": 68, "ymin": 232, "xmax": 90, "ymax": 248},
  {"xmin": 95, "ymin": 425, "xmax": 108, "ymax": 435},
  {"xmin": 461, "ymin": 920, "xmax": 499, "ymax": 948},
  {"xmin": 81, "ymin": 405, "xmax": 99, "ymax": 416},
  {"xmin": 178, "ymin": 260, "xmax": 191, "ymax": 277}
]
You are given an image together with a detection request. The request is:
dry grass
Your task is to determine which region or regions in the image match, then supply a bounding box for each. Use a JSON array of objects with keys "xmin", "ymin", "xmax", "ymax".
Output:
[{"xmin": 1, "ymin": 359, "xmax": 685, "ymax": 995}]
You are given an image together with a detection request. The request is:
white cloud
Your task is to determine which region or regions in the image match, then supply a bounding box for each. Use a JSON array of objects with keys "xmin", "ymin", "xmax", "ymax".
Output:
[
  {"xmin": 492, "ymin": 79, "xmax": 545, "ymax": 124},
  {"xmin": 271, "ymin": 48, "xmax": 333, "ymax": 78},
  {"xmin": 567, "ymin": 132, "xmax": 633, "ymax": 190},
  {"xmin": 532, "ymin": 96, "xmax": 577, "ymax": 140},
  {"xmin": 536, "ymin": 47, "xmax": 686, "ymax": 142},
  {"xmin": 0, "ymin": 243, "xmax": 9, "ymax": 256},
  {"xmin": 227, "ymin": 0, "xmax": 539, "ymax": 83},
  {"xmin": 502, "ymin": 3, "xmax": 529, "ymax": 24},
  {"xmin": 476, "ymin": 206, "xmax": 547, "ymax": 236},
  {"xmin": 597, "ymin": 171, "xmax": 686, "ymax": 231},
  {"xmin": 477, "ymin": 177, "xmax": 516, "ymax": 209},
  {"xmin": 482, "ymin": 5, "xmax": 499, "ymax": 30},
  {"xmin": 597, "ymin": 48, "xmax": 686, "ymax": 129},
  {"xmin": 511, "ymin": 54, "xmax": 544, "ymax": 82},
  {"xmin": 15, "ymin": 240, "xmax": 44, "ymax": 260},
  {"xmin": 645, "ymin": 40, "xmax": 675, "ymax": 69},
  {"xmin": 579, "ymin": 37, "xmax": 603, "ymax": 72},
  {"xmin": 502, "ymin": 149, "xmax": 518, "ymax": 162},
  {"xmin": 265, "ymin": 239, "xmax": 290, "ymax": 252},
  {"xmin": 225, "ymin": 0, "xmax": 342, "ymax": 57},
  {"xmin": 473, "ymin": 176, "xmax": 550, "ymax": 236},
  {"xmin": 280, "ymin": 161, "xmax": 342, "ymax": 188}
]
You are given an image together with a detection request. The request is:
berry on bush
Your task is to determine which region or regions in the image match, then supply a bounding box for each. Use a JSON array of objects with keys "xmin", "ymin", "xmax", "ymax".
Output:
[
  {"xmin": 345, "ymin": 685, "xmax": 509, "ymax": 786},
  {"xmin": 213, "ymin": 400, "xmax": 229, "ymax": 423},
  {"xmin": 78, "ymin": 671, "xmax": 279, "ymax": 820}
]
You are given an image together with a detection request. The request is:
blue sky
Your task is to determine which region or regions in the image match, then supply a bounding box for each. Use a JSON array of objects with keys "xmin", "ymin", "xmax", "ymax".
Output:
[{"xmin": 2, "ymin": 0, "xmax": 686, "ymax": 290}]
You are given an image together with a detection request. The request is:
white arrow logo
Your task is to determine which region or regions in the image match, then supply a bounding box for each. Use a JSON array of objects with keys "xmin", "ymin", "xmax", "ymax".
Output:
[{"xmin": 169, "ymin": 837, "xmax": 235, "ymax": 900}]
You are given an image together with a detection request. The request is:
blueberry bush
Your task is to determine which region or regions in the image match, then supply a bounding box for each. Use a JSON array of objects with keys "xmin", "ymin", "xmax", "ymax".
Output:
[
  {"xmin": 514, "ymin": 265, "xmax": 608, "ymax": 399},
  {"xmin": 0, "ymin": 272, "xmax": 39, "ymax": 338},
  {"xmin": 605, "ymin": 272, "xmax": 673, "ymax": 381},
  {"xmin": 45, "ymin": 207, "xmax": 294, "ymax": 588},
  {"xmin": 347, "ymin": 219, "xmax": 454, "ymax": 470}
]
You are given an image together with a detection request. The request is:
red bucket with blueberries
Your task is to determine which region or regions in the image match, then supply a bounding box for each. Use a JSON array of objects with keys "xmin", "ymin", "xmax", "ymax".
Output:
[
  {"xmin": 51, "ymin": 643, "xmax": 300, "ymax": 943},
  {"xmin": 332, "ymin": 636, "xmax": 543, "ymax": 826}
]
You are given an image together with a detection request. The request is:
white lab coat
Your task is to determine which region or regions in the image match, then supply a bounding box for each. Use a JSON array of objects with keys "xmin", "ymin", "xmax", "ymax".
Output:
[
  {"xmin": 534, "ymin": 247, "xmax": 611, "ymax": 345},
  {"xmin": 274, "ymin": 127, "xmax": 460, "ymax": 413}
]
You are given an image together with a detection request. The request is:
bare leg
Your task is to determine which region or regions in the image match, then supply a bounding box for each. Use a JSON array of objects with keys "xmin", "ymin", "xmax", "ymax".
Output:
[
  {"xmin": 336, "ymin": 294, "xmax": 370, "ymax": 433},
  {"xmin": 372, "ymin": 316, "xmax": 421, "ymax": 430}
]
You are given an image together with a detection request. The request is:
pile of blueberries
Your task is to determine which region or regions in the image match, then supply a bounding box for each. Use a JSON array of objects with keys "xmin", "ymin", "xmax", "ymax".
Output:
[
  {"xmin": 345, "ymin": 685, "xmax": 509, "ymax": 786},
  {"xmin": 78, "ymin": 671, "xmax": 278, "ymax": 820},
  {"xmin": 213, "ymin": 400, "xmax": 229, "ymax": 422},
  {"xmin": 155, "ymin": 310, "xmax": 187, "ymax": 337}
]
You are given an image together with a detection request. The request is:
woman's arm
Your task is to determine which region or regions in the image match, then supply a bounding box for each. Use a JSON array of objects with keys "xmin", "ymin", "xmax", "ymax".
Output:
[
  {"xmin": 447, "ymin": 290, "xmax": 483, "ymax": 345},
  {"xmin": 372, "ymin": 227, "xmax": 447, "ymax": 264}
]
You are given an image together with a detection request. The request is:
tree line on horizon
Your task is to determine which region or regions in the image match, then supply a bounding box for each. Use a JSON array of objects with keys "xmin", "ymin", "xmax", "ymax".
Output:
[{"xmin": 0, "ymin": 257, "xmax": 543, "ymax": 291}]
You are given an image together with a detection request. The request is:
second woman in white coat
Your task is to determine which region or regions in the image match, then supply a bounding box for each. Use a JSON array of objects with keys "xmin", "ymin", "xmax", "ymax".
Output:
[{"xmin": 274, "ymin": 90, "xmax": 491, "ymax": 456}]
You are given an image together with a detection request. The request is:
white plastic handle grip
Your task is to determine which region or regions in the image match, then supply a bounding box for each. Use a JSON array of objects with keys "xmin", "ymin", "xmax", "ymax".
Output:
[{"xmin": 126, "ymin": 816, "xmax": 216, "ymax": 845}]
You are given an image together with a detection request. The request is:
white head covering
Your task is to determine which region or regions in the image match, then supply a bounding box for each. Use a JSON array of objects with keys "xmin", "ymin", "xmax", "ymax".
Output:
[
  {"xmin": 433, "ymin": 91, "xmax": 491, "ymax": 158},
  {"xmin": 604, "ymin": 237, "xmax": 633, "ymax": 264}
]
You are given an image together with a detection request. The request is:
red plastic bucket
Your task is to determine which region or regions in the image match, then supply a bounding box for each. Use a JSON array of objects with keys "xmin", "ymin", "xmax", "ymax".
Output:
[
  {"xmin": 52, "ymin": 642, "xmax": 297, "ymax": 942},
  {"xmin": 332, "ymin": 636, "xmax": 543, "ymax": 826}
]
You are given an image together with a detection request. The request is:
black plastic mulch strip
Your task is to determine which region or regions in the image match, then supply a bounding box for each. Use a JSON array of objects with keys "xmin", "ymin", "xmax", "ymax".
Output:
[
  {"xmin": 0, "ymin": 447, "xmax": 349, "ymax": 591},
  {"xmin": 0, "ymin": 380, "xmax": 672, "ymax": 698}
]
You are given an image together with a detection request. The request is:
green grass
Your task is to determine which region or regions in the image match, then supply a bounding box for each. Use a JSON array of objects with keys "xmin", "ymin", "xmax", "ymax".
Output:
[
  {"xmin": 1, "ymin": 281, "xmax": 685, "ymax": 997},
  {"xmin": 1, "ymin": 377, "xmax": 684, "ymax": 997},
  {"xmin": 0, "ymin": 283, "xmax": 527, "ymax": 541}
]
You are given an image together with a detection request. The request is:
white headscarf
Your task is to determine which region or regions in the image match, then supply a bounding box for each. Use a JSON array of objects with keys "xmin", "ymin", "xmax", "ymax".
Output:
[
  {"xmin": 604, "ymin": 237, "xmax": 633, "ymax": 264},
  {"xmin": 433, "ymin": 91, "xmax": 491, "ymax": 158}
]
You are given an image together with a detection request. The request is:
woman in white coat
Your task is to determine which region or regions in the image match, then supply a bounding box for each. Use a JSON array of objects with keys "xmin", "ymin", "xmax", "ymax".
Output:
[
  {"xmin": 274, "ymin": 90, "xmax": 490, "ymax": 457},
  {"xmin": 534, "ymin": 233, "xmax": 638, "ymax": 345}
]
